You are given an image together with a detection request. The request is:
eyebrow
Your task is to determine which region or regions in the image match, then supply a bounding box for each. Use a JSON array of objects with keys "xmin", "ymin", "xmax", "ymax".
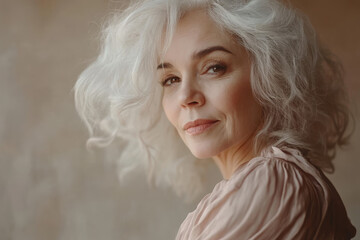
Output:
[{"xmin": 156, "ymin": 45, "xmax": 233, "ymax": 70}]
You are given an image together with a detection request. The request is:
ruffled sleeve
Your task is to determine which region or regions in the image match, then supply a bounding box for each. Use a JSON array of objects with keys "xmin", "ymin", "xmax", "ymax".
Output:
[{"xmin": 175, "ymin": 147, "xmax": 356, "ymax": 240}]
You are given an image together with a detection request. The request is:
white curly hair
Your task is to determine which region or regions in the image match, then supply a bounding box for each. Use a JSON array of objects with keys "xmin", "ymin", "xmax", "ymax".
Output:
[{"xmin": 74, "ymin": 0, "xmax": 352, "ymax": 201}]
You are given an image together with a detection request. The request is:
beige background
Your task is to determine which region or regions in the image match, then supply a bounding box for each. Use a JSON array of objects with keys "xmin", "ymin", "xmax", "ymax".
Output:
[{"xmin": 0, "ymin": 0, "xmax": 359, "ymax": 239}]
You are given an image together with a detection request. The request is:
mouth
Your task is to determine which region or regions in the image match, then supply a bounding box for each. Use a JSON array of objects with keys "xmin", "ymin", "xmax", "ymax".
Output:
[{"xmin": 183, "ymin": 119, "xmax": 219, "ymax": 136}]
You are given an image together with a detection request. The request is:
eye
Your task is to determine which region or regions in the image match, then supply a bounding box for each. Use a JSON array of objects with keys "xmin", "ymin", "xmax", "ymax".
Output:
[
  {"xmin": 162, "ymin": 76, "xmax": 180, "ymax": 86},
  {"xmin": 206, "ymin": 64, "xmax": 227, "ymax": 74}
]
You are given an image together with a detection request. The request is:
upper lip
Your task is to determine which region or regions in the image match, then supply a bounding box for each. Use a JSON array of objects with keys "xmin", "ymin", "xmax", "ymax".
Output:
[{"xmin": 183, "ymin": 119, "xmax": 219, "ymax": 130}]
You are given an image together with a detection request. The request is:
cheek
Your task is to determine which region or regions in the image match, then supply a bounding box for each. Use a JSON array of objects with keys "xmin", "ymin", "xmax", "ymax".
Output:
[
  {"xmin": 162, "ymin": 96, "xmax": 178, "ymax": 127},
  {"xmin": 231, "ymin": 84, "xmax": 253, "ymax": 110},
  {"xmin": 221, "ymin": 80, "xmax": 261, "ymax": 129},
  {"xmin": 217, "ymin": 78, "xmax": 253, "ymax": 111}
]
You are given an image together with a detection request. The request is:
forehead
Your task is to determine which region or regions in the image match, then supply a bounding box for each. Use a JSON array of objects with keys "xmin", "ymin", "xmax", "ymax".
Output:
[{"xmin": 161, "ymin": 9, "xmax": 239, "ymax": 61}]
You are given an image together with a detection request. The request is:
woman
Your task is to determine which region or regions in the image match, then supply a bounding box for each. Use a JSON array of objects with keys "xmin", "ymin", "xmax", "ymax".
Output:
[{"xmin": 75, "ymin": 0, "xmax": 356, "ymax": 239}]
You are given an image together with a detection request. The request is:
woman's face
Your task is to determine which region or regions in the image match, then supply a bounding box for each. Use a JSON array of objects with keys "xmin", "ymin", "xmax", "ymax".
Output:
[{"xmin": 158, "ymin": 10, "xmax": 262, "ymax": 159}]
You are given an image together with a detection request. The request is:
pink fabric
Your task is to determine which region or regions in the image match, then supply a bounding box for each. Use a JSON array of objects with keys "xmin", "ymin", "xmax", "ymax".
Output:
[{"xmin": 176, "ymin": 147, "xmax": 356, "ymax": 240}]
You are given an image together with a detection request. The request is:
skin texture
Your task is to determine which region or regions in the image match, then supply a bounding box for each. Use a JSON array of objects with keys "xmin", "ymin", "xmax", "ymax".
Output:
[{"xmin": 158, "ymin": 10, "xmax": 263, "ymax": 179}]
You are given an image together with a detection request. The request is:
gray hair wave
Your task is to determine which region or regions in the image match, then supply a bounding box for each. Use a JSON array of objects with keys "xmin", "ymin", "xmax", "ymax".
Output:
[{"xmin": 74, "ymin": 0, "xmax": 352, "ymax": 201}]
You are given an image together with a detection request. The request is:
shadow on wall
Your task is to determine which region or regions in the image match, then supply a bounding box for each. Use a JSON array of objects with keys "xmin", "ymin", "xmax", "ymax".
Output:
[{"xmin": 0, "ymin": 0, "xmax": 359, "ymax": 239}]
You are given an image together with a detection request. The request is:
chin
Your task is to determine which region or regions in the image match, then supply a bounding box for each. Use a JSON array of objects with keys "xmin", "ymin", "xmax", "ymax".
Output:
[
  {"xmin": 191, "ymin": 151, "xmax": 212, "ymax": 159},
  {"xmin": 188, "ymin": 144, "xmax": 221, "ymax": 159}
]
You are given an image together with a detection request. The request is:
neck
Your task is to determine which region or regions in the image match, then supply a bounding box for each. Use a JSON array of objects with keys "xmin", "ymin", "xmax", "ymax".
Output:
[{"xmin": 212, "ymin": 136, "xmax": 255, "ymax": 180}]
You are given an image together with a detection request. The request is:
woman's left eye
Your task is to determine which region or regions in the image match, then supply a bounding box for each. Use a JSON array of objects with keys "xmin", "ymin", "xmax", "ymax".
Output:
[{"xmin": 206, "ymin": 64, "xmax": 227, "ymax": 74}]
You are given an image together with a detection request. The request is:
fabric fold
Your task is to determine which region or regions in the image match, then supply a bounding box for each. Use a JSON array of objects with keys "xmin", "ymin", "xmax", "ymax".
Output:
[{"xmin": 176, "ymin": 147, "xmax": 356, "ymax": 240}]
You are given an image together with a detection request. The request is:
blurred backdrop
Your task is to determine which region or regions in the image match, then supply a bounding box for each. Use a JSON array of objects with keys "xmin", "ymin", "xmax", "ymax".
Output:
[{"xmin": 1, "ymin": 0, "xmax": 359, "ymax": 239}]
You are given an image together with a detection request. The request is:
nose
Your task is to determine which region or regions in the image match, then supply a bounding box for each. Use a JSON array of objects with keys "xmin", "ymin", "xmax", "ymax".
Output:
[{"xmin": 179, "ymin": 80, "xmax": 205, "ymax": 108}]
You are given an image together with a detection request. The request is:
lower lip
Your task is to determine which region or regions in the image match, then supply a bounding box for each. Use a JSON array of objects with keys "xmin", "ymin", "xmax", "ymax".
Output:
[{"xmin": 185, "ymin": 121, "xmax": 219, "ymax": 136}]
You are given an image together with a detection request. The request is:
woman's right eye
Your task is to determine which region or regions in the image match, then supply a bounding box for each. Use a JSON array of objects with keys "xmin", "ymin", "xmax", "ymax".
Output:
[{"xmin": 162, "ymin": 76, "xmax": 180, "ymax": 87}]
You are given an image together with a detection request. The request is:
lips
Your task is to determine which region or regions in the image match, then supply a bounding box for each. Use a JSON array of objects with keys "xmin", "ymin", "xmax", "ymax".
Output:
[{"xmin": 183, "ymin": 119, "xmax": 219, "ymax": 136}]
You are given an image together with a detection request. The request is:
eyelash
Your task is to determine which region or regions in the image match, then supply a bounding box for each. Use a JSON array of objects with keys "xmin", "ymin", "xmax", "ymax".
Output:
[
  {"xmin": 161, "ymin": 63, "xmax": 227, "ymax": 87},
  {"xmin": 205, "ymin": 63, "xmax": 227, "ymax": 74},
  {"xmin": 161, "ymin": 76, "xmax": 180, "ymax": 86}
]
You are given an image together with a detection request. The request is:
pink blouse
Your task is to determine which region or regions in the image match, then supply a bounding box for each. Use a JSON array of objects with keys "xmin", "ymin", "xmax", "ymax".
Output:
[{"xmin": 176, "ymin": 147, "xmax": 356, "ymax": 240}]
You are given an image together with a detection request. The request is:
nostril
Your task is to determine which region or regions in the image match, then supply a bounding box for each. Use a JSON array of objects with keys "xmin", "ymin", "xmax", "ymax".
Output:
[
  {"xmin": 181, "ymin": 89, "xmax": 205, "ymax": 108},
  {"xmin": 187, "ymin": 101, "xmax": 198, "ymax": 106}
]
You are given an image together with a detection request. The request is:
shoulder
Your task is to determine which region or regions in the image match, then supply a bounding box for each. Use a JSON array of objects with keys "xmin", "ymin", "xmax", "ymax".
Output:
[
  {"xmin": 232, "ymin": 147, "xmax": 323, "ymax": 207},
  {"xmin": 231, "ymin": 147, "xmax": 324, "ymax": 201},
  {"xmin": 226, "ymin": 146, "xmax": 356, "ymax": 239},
  {"xmin": 177, "ymin": 147, "xmax": 356, "ymax": 239},
  {"xmin": 176, "ymin": 148, "xmax": 325, "ymax": 239},
  {"xmin": 221, "ymin": 147, "xmax": 328, "ymax": 237}
]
